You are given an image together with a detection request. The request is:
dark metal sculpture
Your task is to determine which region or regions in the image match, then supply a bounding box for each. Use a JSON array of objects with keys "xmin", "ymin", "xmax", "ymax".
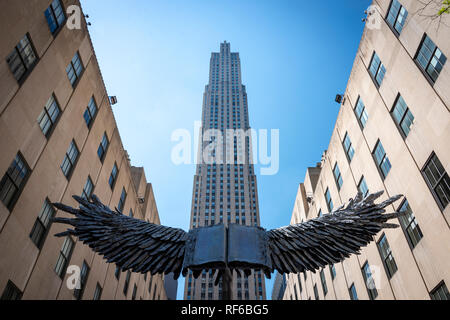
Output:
[{"xmin": 52, "ymin": 191, "xmax": 404, "ymax": 299}]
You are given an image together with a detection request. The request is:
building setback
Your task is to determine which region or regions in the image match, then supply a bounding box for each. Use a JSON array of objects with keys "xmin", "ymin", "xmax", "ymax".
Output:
[
  {"xmin": 0, "ymin": 0, "xmax": 166, "ymax": 300},
  {"xmin": 184, "ymin": 42, "xmax": 266, "ymax": 300},
  {"xmin": 283, "ymin": 0, "xmax": 450, "ymax": 300}
]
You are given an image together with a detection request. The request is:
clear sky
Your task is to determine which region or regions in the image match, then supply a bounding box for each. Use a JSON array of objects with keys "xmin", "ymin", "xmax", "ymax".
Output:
[{"xmin": 80, "ymin": 0, "xmax": 372, "ymax": 300}]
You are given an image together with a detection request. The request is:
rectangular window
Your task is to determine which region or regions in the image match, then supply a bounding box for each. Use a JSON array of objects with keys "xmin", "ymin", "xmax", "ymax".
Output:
[
  {"xmin": 118, "ymin": 188, "xmax": 127, "ymax": 213},
  {"xmin": 66, "ymin": 52, "xmax": 84, "ymax": 87},
  {"xmin": 398, "ymin": 200, "xmax": 423, "ymax": 249},
  {"xmin": 0, "ymin": 153, "xmax": 30, "ymax": 211},
  {"xmin": 61, "ymin": 140, "xmax": 79, "ymax": 179},
  {"xmin": 358, "ymin": 176, "xmax": 369, "ymax": 197},
  {"xmin": 123, "ymin": 271, "xmax": 131, "ymax": 295},
  {"xmin": 29, "ymin": 199, "xmax": 55, "ymax": 249},
  {"xmin": 377, "ymin": 234, "xmax": 398, "ymax": 279},
  {"xmin": 368, "ymin": 52, "xmax": 386, "ymax": 87},
  {"xmin": 329, "ymin": 265, "xmax": 336, "ymax": 280},
  {"xmin": 391, "ymin": 95, "xmax": 414, "ymax": 138},
  {"xmin": 38, "ymin": 94, "xmax": 61, "ymax": 138},
  {"xmin": 430, "ymin": 282, "xmax": 450, "ymax": 300},
  {"xmin": 97, "ymin": 133, "xmax": 109, "ymax": 162},
  {"xmin": 362, "ymin": 262, "xmax": 378, "ymax": 300},
  {"xmin": 320, "ymin": 269, "xmax": 328, "ymax": 296},
  {"xmin": 416, "ymin": 34, "xmax": 447, "ymax": 83},
  {"xmin": 349, "ymin": 283, "xmax": 358, "ymax": 300},
  {"xmin": 354, "ymin": 97, "xmax": 368, "ymax": 129},
  {"xmin": 1, "ymin": 280, "xmax": 22, "ymax": 300},
  {"xmin": 325, "ymin": 188, "xmax": 333, "ymax": 212},
  {"xmin": 343, "ymin": 132, "xmax": 355, "ymax": 162},
  {"xmin": 84, "ymin": 97, "xmax": 98, "ymax": 128},
  {"xmin": 93, "ymin": 283, "xmax": 102, "ymax": 300},
  {"xmin": 6, "ymin": 33, "xmax": 37, "ymax": 83},
  {"xmin": 82, "ymin": 176, "xmax": 94, "ymax": 200},
  {"xmin": 55, "ymin": 237, "xmax": 74, "ymax": 278},
  {"xmin": 373, "ymin": 140, "xmax": 391, "ymax": 179},
  {"xmin": 422, "ymin": 153, "xmax": 450, "ymax": 210},
  {"xmin": 313, "ymin": 284, "xmax": 319, "ymax": 300},
  {"xmin": 74, "ymin": 261, "xmax": 90, "ymax": 300},
  {"xmin": 115, "ymin": 266, "xmax": 121, "ymax": 280},
  {"xmin": 333, "ymin": 163, "xmax": 343, "ymax": 191},
  {"xmin": 109, "ymin": 163, "xmax": 119, "ymax": 190},
  {"xmin": 386, "ymin": 0, "xmax": 408, "ymax": 35},
  {"xmin": 44, "ymin": 0, "xmax": 66, "ymax": 34}
]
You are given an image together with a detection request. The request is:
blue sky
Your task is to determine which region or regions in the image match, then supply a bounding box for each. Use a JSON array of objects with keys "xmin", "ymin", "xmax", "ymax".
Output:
[{"xmin": 80, "ymin": 0, "xmax": 371, "ymax": 300}]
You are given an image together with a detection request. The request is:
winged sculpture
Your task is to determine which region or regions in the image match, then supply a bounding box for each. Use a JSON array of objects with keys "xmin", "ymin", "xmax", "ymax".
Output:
[{"xmin": 52, "ymin": 191, "xmax": 403, "ymax": 289}]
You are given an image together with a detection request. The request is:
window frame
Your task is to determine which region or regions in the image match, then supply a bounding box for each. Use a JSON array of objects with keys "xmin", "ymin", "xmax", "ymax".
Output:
[
  {"xmin": 358, "ymin": 176, "xmax": 369, "ymax": 198},
  {"xmin": 0, "ymin": 152, "xmax": 31, "ymax": 212},
  {"xmin": 109, "ymin": 163, "xmax": 119, "ymax": 190},
  {"xmin": 372, "ymin": 140, "xmax": 392, "ymax": 180},
  {"xmin": 354, "ymin": 96, "xmax": 368, "ymax": 130},
  {"xmin": 6, "ymin": 33, "xmax": 39, "ymax": 84},
  {"xmin": 37, "ymin": 94, "xmax": 62, "ymax": 139},
  {"xmin": 325, "ymin": 188, "xmax": 333, "ymax": 213},
  {"xmin": 342, "ymin": 132, "xmax": 355, "ymax": 163},
  {"xmin": 74, "ymin": 260, "xmax": 90, "ymax": 300},
  {"xmin": 368, "ymin": 51, "xmax": 386, "ymax": 88},
  {"xmin": 385, "ymin": 0, "xmax": 408, "ymax": 36},
  {"xmin": 29, "ymin": 198, "xmax": 55, "ymax": 249},
  {"xmin": 333, "ymin": 163, "xmax": 343, "ymax": 191},
  {"xmin": 397, "ymin": 199, "xmax": 423, "ymax": 250},
  {"xmin": 377, "ymin": 233, "xmax": 398, "ymax": 279},
  {"xmin": 97, "ymin": 133, "xmax": 109, "ymax": 163},
  {"xmin": 349, "ymin": 283, "xmax": 358, "ymax": 300},
  {"xmin": 361, "ymin": 261, "xmax": 378, "ymax": 300},
  {"xmin": 414, "ymin": 34, "xmax": 447, "ymax": 85},
  {"xmin": 61, "ymin": 140, "xmax": 80, "ymax": 180},
  {"xmin": 390, "ymin": 94, "xmax": 414, "ymax": 139},
  {"xmin": 66, "ymin": 51, "xmax": 84, "ymax": 88},
  {"xmin": 54, "ymin": 236, "xmax": 74, "ymax": 279},
  {"xmin": 44, "ymin": 0, "xmax": 67, "ymax": 36},
  {"xmin": 430, "ymin": 281, "xmax": 450, "ymax": 300},
  {"xmin": 83, "ymin": 96, "xmax": 98, "ymax": 129},
  {"xmin": 421, "ymin": 152, "xmax": 450, "ymax": 211},
  {"xmin": 1, "ymin": 280, "xmax": 23, "ymax": 300}
]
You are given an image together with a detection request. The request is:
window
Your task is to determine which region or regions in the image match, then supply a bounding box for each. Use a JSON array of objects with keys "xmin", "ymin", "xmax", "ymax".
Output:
[
  {"xmin": 377, "ymin": 234, "xmax": 398, "ymax": 279},
  {"xmin": 325, "ymin": 188, "xmax": 333, "ymax": 212},
  {"xmin": 45, "ymin": 0, "xmax": 66, "ymax": 34},
  {"xmin": 358, "ymin": 176, "xmax": 369, "ymax": 197},
  {"xmin": 333, "ymin": 163, "xmax": 343, "ymax": 191},
  {"xmin": 391, "ymin": 95, "xmax": 414, "ymax": 138},
  {"xmin": 422, "ymin": 153, "xmax": 450, "ymax": 210},
  {"xmin": 109, "ymin": 163, "xmax": 119, "ymax": 190},
  {"xmin": 93, "ymin": 283, "xmax": 102, "ymax": 300},
  {"xmin": 354, "ymin": 97, "xmax": 368, "ymax": 129},
  {"xmin": 362, "ymin": 262, "xmax": 378, "ymax": 300},
  {"xmin": 416, "ymin": 34, "xmax": 447, "ymax": 83},
  {"xmin": 61, "ymin": 140, "xmax": 79, "ymax": 179},
  {"xmin": 368, "ymin": 52, "xmax": 386, "ymax": 87},
  {"xmin": 313, "ymin": 284, "xmax": 319, "ymax": 300},
  {"xmin": 6, "ymin": 34, "xmax": 37, "ymax": 83},
  {"xmin": 386, "ymin": 0, "xmax": 408, "ymax": 35},
  {"xmin": 430, "ymin": 282, "xmax": 450, "ymax": 300},
  {"xmin": 329, "ymin": 265, "xmax": 336, "ymax": 280},
  {"xmin": 342, "ymin": 132, "xmax": 355, "ymax": 162},
  {"xmin": 84, "ymin": 97, "xmax": 98, "ymax": 128},
  {"xmin": 66, "ymin": 52, "xmax": 84, "ymax": 87},
  {"xmin": 373, "ymin": 140, "xmax": 391, "ymax": 179},
  {"xmin": 349, "ymin": 283, "xmax": 358, "ymax": 300},
  {"xmin": 123, "ymin": 271, "xmax": 131, "ymax": 295},
  {"xmin": 115, "ymin": 266, "xmax": 121, "ymax": 280},
  {"xmin": 74, "ymin": 261, "xmax": 90, "ymax": 300},
  {"xmin": 55, "ymin": 237, "xmax": 74, "ymax": 278},
  {"xmin": 30, "ymin": 199, "xmax": 55, "ymax": 249},
  {"xmin": 320, "ymin": 269, "xmax": 328, "ymax": 296},
  {"xmin": 1, "ymin": 280, "xmax": 22, "ymax": 300},
  {"xmin": 398, "ymin": 200, "xmax": 423, "ymax": 249},
  {"xmin": 82, "ymin": 176, "xmax": 94, "ymax": 200},
  {"xmin": 97, "ymin": 133, "xmax": 109, "ymax": 162},
  {"xmin": 0, "ymin": 153, "xmax": 30, "ymax": 211},
  {"xmin": 118, "ymin": 188, "xmax": 127, "ymax": 213},
  {"xmin": 38, "ymin": 95, "xmax": 61, "ymax": 138}
]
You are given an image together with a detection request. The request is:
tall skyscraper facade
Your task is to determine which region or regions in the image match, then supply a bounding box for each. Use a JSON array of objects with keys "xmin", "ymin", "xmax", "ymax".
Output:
[{"xmin": 184, "ymin": 42, "xmax": 266, "ymax": 300}]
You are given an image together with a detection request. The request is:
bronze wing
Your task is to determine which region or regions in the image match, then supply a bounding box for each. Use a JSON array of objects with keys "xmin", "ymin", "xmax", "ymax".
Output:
[
  {"xmin": 266, "ymin": 191, "xmax": 404, "ymax": 275},
  {"xmin": 52, "ymin": 195, "xmax": 187, "ymax": 279}
]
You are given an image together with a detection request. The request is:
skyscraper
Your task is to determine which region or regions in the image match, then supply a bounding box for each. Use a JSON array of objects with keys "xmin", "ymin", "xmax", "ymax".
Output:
[{"xmin": 183, "ymin": 42, "xmax": 266, "ymax": 300}]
